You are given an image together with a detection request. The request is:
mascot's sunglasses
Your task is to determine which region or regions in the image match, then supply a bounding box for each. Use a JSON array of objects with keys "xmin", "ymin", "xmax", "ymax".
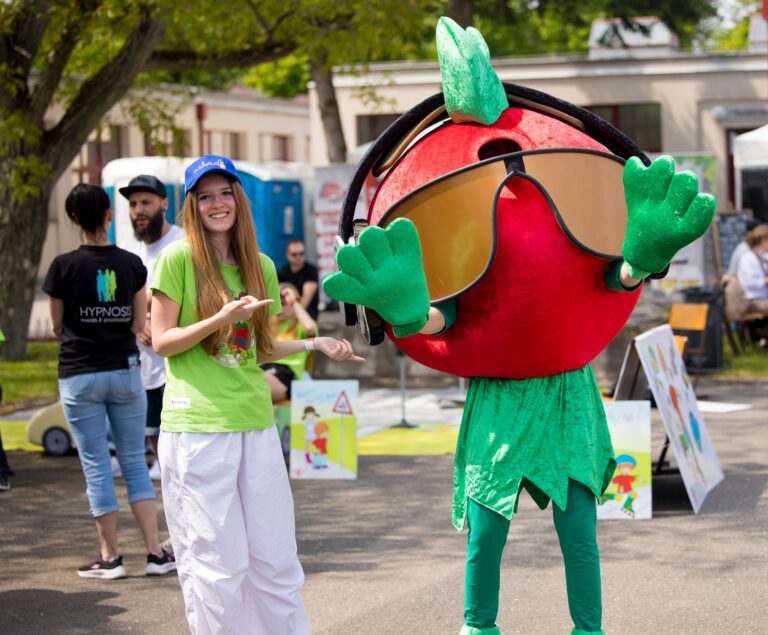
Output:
[
  {"xmin": 376, "ymin": 147, "xmax": 628, "ymax": 303},
  {"xmin": 337, "ymin": 84, "xmax": 649, "ymax": 335}
]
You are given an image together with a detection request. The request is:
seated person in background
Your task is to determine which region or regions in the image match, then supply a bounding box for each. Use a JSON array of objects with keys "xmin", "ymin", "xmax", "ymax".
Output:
[
  {"xmin": 728, "ymin": 219, "xmax": 765, "ymax": 273},
  {"xmin": 277, "ymin": 240, "xmax": 320, "ymax": 320},
  {"xmin": 736, "ymin": 223, "xmax": 768, "ymax": 314},
  {"xmin": 261, "ymin": 283, "xmax": 317, "ymax": 402}
]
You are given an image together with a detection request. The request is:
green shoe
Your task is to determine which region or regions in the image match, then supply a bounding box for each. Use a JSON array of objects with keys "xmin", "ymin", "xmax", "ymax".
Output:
[
  {"xmin": 459, "ymin": 626, "xmax": 501, "ymax": 635},
  {"xmin": 571, "ymin": 629, "xmax": 605, "ymax": 635}
]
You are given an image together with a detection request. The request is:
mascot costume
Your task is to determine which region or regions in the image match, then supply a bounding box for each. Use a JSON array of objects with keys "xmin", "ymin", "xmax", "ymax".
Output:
[{"xmin": 324, "ymin": 17, "xmax": 715, "ymax": 635}]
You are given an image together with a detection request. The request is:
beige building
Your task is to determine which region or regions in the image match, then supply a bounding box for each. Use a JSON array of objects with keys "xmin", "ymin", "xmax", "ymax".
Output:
[
  {"xmin": 29, "ymin": 88, "xmax": 309, "ymax": 337},
  {"xmin": 40, "ymin": 88, "xmax": 309, "ymax": 281},
  {"xmin": 309, "ymin": 48, "xmax": 768, "ymax": 214}
]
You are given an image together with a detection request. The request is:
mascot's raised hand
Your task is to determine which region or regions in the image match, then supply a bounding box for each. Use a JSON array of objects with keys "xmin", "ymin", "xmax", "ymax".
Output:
[
  {"xmin": 323, "ymin": 218, "xmax": 430, "ymax": 338},
  {"xmin": 621, "ymin": 155, "xmax": 716, "ymax": 279}
]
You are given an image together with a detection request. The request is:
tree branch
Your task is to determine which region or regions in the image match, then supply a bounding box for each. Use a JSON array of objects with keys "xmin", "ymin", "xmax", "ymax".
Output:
[
  {"xmin": 28, "ymin": 21, "xmax": 85, "ymax": 121},
  {"xmin": 43, "ymin": 12, "xmax": 167, "ymax": 179},
  {"xmin": 242, "ymin": 0, "xmax": 272, "ymax": 34},
  {"xmin": 0, "ymin": 0, "xmax": 53, "ymax": 108},
  {"xmin": 143, "ymin": 40, "xmax": 297, "ymax": 72}
]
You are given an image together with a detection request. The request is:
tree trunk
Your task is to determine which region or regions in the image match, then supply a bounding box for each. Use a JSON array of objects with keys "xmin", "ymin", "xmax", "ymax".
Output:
[
  {"xmin": 310, "ymin": 57, "xmax": 347, "ymax": 164},
  {"xmin": 446, "ymin": 0, "xmax": 475, "ymax": 28},
  {"xmin": 0, "ymin": 157, "xmax": 52, "ymax": 360}
]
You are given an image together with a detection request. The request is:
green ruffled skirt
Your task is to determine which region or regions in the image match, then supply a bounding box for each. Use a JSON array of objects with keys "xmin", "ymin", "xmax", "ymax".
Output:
[{"xmin": 453, "ymin": 365, "xmax": 616, "ymax": 530}]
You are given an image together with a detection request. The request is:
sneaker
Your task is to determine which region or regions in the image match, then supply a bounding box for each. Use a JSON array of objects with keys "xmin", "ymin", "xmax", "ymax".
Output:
[
  {"xmin": 145, "ymin": 549, "xmax": 176, "ymax": 576},
  {"xmin": 78, "ymin": 555, "xmax": 127, "ymax": 580},
  {"xmin": 111, "ymin": 456, "xmax": 122, "ymax": 478},
  {"xmin": 148, "ymin": 460, "xmax": 161, "ymax": 481},
  {"xmin": 0, "ymin": 474, "xmax": 10, "ymax": 491},
  {"xmin": 160, "ymin": 537, "xmax": 174, "ymax": 556}
]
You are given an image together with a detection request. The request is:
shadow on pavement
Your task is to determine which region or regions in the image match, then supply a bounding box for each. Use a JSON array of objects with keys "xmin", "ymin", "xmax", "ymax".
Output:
[{"xmin": 0, "ymin": 589, "xmax": 128, "ymax": 633}]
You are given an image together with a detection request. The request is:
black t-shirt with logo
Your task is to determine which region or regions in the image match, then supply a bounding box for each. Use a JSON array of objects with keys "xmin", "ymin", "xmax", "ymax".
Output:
[
  {"xmin": 277, "ymin": 261, "xmax": 320, "ymax": 320},
  {"xmin": 43, "ymin": 245, "xmax": 147, "ymax": 378}
]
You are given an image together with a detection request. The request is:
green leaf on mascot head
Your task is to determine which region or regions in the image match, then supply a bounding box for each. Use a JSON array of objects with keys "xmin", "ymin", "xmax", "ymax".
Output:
[{"xmin": 436, "ymin": 16, "xmax": 507, "ymax": 126}]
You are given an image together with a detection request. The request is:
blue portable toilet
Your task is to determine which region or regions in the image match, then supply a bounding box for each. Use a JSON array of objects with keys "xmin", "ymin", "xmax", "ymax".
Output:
[
  {"xmin": 103, "ymin": 157, "xmax": 305, "ymax": 267},
  {"xmin": 231, "ymin": 161, "xmax": 304, "ymax": 268},
  {"xmin": 102, "ymin": 157, "xmax": 186, "ymax": 246}
]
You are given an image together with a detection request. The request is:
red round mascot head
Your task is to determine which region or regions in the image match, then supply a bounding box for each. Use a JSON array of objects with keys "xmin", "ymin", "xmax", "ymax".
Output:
[{"xmin": 338, "ymin": 19, "xmax": 649, "ymax": 380}]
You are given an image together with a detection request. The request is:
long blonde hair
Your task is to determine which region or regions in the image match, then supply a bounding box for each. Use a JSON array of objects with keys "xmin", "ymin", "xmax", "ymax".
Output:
[{"xmin": 180, "ymin": 179, "xmax": 275, "ymax": 357}]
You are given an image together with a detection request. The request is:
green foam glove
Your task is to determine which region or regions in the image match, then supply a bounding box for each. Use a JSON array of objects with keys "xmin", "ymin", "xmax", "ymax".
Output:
[
  {"xmin": 621, "ymin": 155, "xmax": 716, "ymax": 279},
  {"xmin": 323, "ymin": 218, "xmax": 430, "ymax": 338},
  {"xmin": 437, "ymin": 16, "xmax": 507, "ymax": 125},
  {"xmin": 571, "ymin": 630, "xmax": 605, "ymax": 635}
]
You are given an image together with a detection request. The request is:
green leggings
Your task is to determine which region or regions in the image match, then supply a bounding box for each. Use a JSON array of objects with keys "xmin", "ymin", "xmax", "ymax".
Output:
[{"xmin": 465, "ymin": 479, "xmax": 602, "ymax": 632}]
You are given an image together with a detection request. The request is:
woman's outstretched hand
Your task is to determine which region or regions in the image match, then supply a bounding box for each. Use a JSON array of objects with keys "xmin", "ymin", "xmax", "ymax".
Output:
[
  {"xmin": 219, "ymin": 295, "xmax": 274, "ymax": 324},
  {"xmin": 314, "ymin": 337, "xmax": 365, "ymax": 363}
]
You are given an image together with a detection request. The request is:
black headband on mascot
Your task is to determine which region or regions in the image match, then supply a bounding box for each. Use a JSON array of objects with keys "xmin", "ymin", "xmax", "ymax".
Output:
[{"xmin": 339, "ymin": 82, "xmax": 653, "ymax": 328}]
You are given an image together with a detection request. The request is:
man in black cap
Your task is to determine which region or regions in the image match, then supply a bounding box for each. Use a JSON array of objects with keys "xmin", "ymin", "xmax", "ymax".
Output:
[{"xmin": 118, "ymin": 175, "xmax": 184, "ymax": 482}]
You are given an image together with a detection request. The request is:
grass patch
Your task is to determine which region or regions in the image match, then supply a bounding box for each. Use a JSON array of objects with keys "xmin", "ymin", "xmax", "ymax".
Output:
[
  {"xmin": 717, "ymin": 342, "xmax": 768, "ymax": 378},
  {"xmin": 0, "ymin": 341, "xmax": 60, "ymax": 405}
]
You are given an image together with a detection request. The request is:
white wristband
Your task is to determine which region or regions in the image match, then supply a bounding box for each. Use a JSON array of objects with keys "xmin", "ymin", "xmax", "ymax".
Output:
[{"xmin": 304, "ymin": 338, "xmax": 315, "ymax": 351}]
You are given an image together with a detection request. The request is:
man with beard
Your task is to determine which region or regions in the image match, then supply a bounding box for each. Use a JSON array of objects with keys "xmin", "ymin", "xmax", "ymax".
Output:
[{"xmin": 119, "ymin": 175, "xmax": 184, "ymax": 481}]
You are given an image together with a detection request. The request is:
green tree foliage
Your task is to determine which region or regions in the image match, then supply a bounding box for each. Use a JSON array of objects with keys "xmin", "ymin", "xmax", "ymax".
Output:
[
  {"xmin": 0, "ymin": 0, "xmax": 429, "ymax": 359},
  {"xmin": 443, "ymin": 0, "xmax": 720, "ymax": 56},
  {"xmin": 244, "ymin": 55, "xmax": 312, "ymax": 99},
  {"xmin": 707, "ymin": 1, "xmax": 760, "ymax": 51}
]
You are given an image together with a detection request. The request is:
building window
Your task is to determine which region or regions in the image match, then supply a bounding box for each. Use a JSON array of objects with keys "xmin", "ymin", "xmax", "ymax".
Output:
[
  {"xmin": 356, "ymin": 113, "xmax": 401, "ymax": 146},
  {"xmin": 585, "ymin": 103, "xmax": 662, "ymax": 152},
  {"xmin": 144, "ymin": 128, "xmax": 190, "ymax": 157},
  {"xmin": 172, "ymin": 129, "xmax": 192, "ymax": 157},
  {"xmin": 75, "ymin": 125, "xmax": 129, "ymax": 184},
  {"xmin": 229, "ymin": 132, "xmax": 244, "ymax": 160},
  {"xmin": 144, "ymin": 132, "xmax": 157, "ymax": 156},
  {"xmin": 273, "ymin": 134, "xmax": 293, "ymax": 161},
  {"xmin": 204, "ymin": 130, "xmax": 246, "ymax": 159}
]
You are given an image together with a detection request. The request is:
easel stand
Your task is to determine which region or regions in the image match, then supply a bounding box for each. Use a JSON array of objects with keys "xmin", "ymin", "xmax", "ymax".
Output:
[
  {"xmin": 653, "ymin": 436, "xmax": 678, "ymax": 475},
  {"xmin": 613, "ymin": 325, "xmax": 724, "ymax": 514},
  {"xmin": 613, "ymin": 343, "xmax": 678, "ymax": 475},
  {"xmin": 391, "ymin": 352, "xmax": 416, "ymax": 428}
]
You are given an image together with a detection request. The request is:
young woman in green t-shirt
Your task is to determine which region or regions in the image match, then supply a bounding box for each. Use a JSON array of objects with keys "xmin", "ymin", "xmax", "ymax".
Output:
[{"xmin": 151, "ymin": 155, "xmax": 363, "ymax": 634}]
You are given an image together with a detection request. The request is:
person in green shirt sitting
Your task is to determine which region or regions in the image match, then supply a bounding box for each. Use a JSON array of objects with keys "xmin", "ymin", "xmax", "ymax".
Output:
[{"xmin": 262, "ymin": 282, "xmax": 317, "ymax": 402}]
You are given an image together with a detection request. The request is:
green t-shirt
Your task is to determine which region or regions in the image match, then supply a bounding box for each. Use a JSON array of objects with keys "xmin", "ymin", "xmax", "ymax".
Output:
[{"xmin": 151, "ymin": 241, "xmax": 281, "ymax": 433}]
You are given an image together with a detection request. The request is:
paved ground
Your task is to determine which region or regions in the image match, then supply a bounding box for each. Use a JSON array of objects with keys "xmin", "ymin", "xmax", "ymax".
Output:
[{"xmin": 0, "ymin": 376, "xmax": 766, "ymax": 634}]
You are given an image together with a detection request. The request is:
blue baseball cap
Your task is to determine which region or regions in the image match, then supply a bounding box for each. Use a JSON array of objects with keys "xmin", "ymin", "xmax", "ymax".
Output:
[{"xmin": 185, "ymin": 154, "xmax": 241, "ymax": 193}]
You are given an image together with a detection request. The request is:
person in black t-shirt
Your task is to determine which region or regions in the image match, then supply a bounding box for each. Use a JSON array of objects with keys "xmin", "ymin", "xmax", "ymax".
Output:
[
  {"xmin": 277, "ymin": 239, "xmax": 320, "ymax": 320},
  {"xmin": 43, "ymin": 184, "xmax": 175, "ymax": 580}
]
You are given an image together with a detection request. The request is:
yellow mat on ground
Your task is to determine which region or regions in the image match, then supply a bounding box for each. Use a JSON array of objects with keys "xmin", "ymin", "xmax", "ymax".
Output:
[
  {"xmin": 0, "ymin": 421, "xmax": 42, "ymax": 452},
  {"xmin": 359, "ymin": 423, "xmax": 459, "ymax": 456}
]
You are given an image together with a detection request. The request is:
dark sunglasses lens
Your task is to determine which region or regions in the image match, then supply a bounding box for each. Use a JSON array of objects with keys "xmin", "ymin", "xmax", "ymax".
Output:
[
  {"xmin": 521, "ymin": 152, "xmax": 627, "ymax": 259},
  {"xmin": 380, "ymin": 161, "xmax": 507, "ymax": 302}
]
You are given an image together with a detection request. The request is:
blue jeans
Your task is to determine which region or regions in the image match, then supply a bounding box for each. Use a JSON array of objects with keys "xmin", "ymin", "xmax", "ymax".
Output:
[{"xmin": 59, "ymin": 367, "xmax": 155, "ymax": 517}]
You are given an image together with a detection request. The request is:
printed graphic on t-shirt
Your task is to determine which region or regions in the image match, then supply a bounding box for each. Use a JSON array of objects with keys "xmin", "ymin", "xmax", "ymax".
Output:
[
  {"xmin": 80, "ymin": 268, "xmax": 132, "ymax": 325},
  {"xmin": 210, "ymin": 291, "xmax": 255, "ymax": 368},
  {"xmin": 211, "ymin": 320, "xmax": 254, "ymax": 368},
  {"xmin": 97, "ymin": 268, "xmax": 117, "ymax": 302}
]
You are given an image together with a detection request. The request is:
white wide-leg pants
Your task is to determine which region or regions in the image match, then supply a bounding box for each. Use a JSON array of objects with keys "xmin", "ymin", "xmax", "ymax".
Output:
[{"xmin": 160, "ymin": 427, "xmax": 311, "ymax": 635}]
